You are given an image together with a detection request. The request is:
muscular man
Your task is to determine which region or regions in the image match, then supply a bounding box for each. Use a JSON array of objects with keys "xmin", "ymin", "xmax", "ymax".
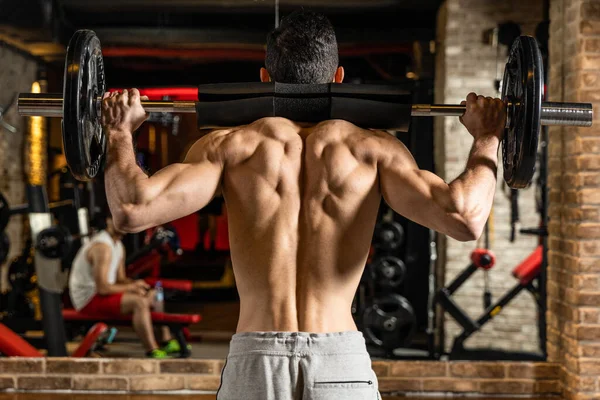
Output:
[
  {"xmin": 69, "ymin": 211, "xmax": 177, "ymax": 358},
  {"xmin": 102, "ymin": 10, "xmax": 505, "ymax": 399}
]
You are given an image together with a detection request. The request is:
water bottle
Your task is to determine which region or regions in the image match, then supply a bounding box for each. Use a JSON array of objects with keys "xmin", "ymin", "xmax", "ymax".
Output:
[{"xmin": 154, "ymin": 281, "xmax": 164, "ymax": 313}]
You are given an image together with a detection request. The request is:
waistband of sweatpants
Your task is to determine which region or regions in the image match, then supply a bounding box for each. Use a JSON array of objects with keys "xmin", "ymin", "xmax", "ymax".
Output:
[{"xmin": 228, "ymin": 331, "xmax": 368, "ymax": 355}]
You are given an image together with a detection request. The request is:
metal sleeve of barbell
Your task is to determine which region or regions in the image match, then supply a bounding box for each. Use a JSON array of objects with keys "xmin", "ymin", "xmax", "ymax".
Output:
[
  {"xmin": 18, "ymin": 93, "xmax": 63, "ymax": 117},
  {"xmin": 411, "ymin": 104, "xmax": 466, "ymax": 117},
  {"xmin": 140, "ymin": 100, "xmax": 197, "ymax": 113},
  {"xmin": 18, "ymin": 93, "xmax": 197, "ymax": 117},
  {"xmin": 540, "ymin": 102, "xmax": 593, "ymax": 127}
]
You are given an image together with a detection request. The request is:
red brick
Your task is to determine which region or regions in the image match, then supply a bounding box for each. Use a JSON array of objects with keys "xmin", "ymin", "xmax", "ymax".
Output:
[
  {"xmin": 581, "ymin": 72, "xmax": 600, "ymax": 88},
  {"xmin": 578, "ymin": 189, "xmax": 600, "ymax": 205},
  {"xmin": 388, "ymin": 361, "xmax": 447, "ymax": 377},
  {"xmin": 564, "ymin": 370, "xmax": 597, "ymax": 392},
  {"xmin": 215, "ymin": 360, "xmax": 225, "ymax": 374},
  {"xmin": 186, "ymin": 375, "xmax": 221, "ymax": 391},
  {"xmin": 46, "ymin": 359, "xmax": 100, "ymax": 374},
  {"xmin": 581, "ymin": 20, "xmax": 600, "ymax": 34},
  {"xmin": 377, "ymin": 377, "xmax": 422, "ymax": 392},
  {"xmin": 17, "ymin": 376, "xmax": 71, "ymax": 390},
  {"xmin": 102, "ymin": 359, "xmax": 157, "ymax": 374},
  {"xmin": 130, "ymin": 376, "xmax": 184, "ymax": 392},
  {"xmin": 371, "ymin": 361, "xmax": 389, "ymax": 377},
  {"xmin": 450, "ymin": 362, "xmax": 505, "ymax": 378},
  {"xmin": 568, "ymin": 291, "xmax": 600, "ymax": 306},
  {"xmin": 577, "ymin": 223, "xmax": 600, "ymax": 238},
  {"xmin": 72, "ymin": 376, "xmax": 128, "ymax": 391},
  {"xmin": 579, "ymin": 360, "xmax": 600, "ymax": 375},
  {"xmin": 421, "ymin": 378, "xmax": 479, "ymax": 392},
  {"xmin": 581, "ymin": 1, "xmax": 600, "ymax": 21},
  {"xmin": 580, "ymin": 343, "xmax": 600, "ymax": 357},
  {"xmin": 478, "ymin": 379, "xmax": 536, "ymax": 394},
  {"xmin": 0, "ymin": 359, "xmax": 43, "ymax": 374},
  {"xmin": 574, "ymin": 241, "xmax": 600, "ymax": 257},
  {"xmin": 535, "ymin": 379, "xmax": 562, "ymax": 394},
  {"xmin": 580, "ymin": 90, "xmax": 600, "ymax": 103},
  {"xmin": 506, "ymin": 363, "xmax": 560, "ymax": 379},
  {"xmin": 160, "ymin": 360, "xmax": 219, "ymax": 374},
  {"xmin": 572, "ymin": 275, "xmax": 600, "ymax": 290},
  {"xmin": 574, "ymin": 257, "xmax": 600, "ymax": 273},
  {"xmin": 0, "ymin": 377, "xmax": 14, "ymax": 389}
]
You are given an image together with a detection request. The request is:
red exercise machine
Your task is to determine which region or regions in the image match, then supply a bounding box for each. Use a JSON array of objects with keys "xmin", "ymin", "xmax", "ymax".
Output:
[{"xmin": 436, "ymin": 246, "xmax": 544, "ymax": 360}]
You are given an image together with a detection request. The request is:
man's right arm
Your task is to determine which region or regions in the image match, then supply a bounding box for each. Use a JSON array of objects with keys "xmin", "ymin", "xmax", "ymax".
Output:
[
  {"xmin": 88, "ymin": 243, "xmax": 148, "ymax": 296},
  {"xmin": 378, "ymin": 93, "xmax": 504, "ymax": 242}
]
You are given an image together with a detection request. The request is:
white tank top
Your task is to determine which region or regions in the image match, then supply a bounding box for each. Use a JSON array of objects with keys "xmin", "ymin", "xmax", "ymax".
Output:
[{"xmin": 69, "ymin": 230, "xmax": 125, "ymax": 310}]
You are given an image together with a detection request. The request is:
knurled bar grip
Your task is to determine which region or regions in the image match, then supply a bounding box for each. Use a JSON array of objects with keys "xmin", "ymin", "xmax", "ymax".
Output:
[
  {"xmin": 411, "ymin": 102, "xmax": 594, "ymax": 127},
  {"xmin": 18, "ymin": 93, "xmax": 594, "ymax": 127}
]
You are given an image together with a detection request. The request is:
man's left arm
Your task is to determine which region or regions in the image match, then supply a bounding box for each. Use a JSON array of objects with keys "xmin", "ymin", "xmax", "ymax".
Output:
[
  {"xmin": 116, "ymin": 254, "xmax": 131, "ymax": 284},
  {"xmin": 103, "ymin": 89, "xmax": 226, "ymax": 233}
]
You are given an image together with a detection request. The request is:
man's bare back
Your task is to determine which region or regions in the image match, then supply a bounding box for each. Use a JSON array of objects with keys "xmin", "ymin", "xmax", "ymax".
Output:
[{"xmin": 209, "ymin": 118, "xmax": 381, "ymax": 332}]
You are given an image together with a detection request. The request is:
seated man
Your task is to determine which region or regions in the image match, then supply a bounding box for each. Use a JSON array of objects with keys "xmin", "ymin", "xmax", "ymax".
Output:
[
  {"xmin": 102, "ymin": 10, "xmax": 505, "ymax": 399},
  {"xmin": 68, "ymin": 210, "xmax": 179, "ymax": 358}
]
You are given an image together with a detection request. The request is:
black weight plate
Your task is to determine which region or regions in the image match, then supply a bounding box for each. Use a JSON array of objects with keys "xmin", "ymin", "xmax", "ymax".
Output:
[
  {"xmin": 374, "ymin": 221, "xmax": 404, "ymax": 251},
  {"xmin": 362, "ymin": 294, "xmax": 416, "ymax": 350},
  {"xmin": 0, "ymin": 192, "xmax": 9, "ymax": 233},
  {"xmin": 502, "ymin": 36, "xmax": 543, "ymax": 189},
  {"xmin": 63, "ymin": 30, "xmax": 106, "ymax": 181},
  {"xmin": 370, "ymin": 255, "xmax": 407, "ymax": 288}
]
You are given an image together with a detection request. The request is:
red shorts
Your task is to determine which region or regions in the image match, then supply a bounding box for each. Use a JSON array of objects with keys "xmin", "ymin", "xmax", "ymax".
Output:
[{"xmin": 80, "ymin": 293, "xmax": 124, "ymax": 317}]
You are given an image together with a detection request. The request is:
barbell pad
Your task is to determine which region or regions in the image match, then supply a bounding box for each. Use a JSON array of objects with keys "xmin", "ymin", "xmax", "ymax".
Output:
[
  {"xmin": 196, "ymin": 96, "xmax": 411, "ymax": 132},
  {"xmin": 196, "ymin": 97, "xmax": 275, "ymax": 128},
  {"xmin": 198, "ymin": 82, "xmax": 274, "ymax": 101}
]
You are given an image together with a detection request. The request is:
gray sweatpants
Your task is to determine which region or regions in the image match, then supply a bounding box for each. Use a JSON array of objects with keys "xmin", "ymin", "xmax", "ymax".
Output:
[{"xmin": 216, "ymin": 331, "xmax": 381, "ymax": 400}]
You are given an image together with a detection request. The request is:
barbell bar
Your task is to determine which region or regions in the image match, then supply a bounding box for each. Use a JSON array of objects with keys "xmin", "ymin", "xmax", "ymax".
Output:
[{"xmin": 18, "ymin": 92, "xmax": 593, "ymax": 128}]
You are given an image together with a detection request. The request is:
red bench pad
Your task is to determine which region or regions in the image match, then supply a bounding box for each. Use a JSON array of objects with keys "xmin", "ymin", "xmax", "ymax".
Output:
[
  {"xmin": 63, "ymin": 309, "xmax": 201, "ymax": 324},
  {"xmin": 71, "ymin": 323, "xmax": 108, "ymax": 358},
  {"xmin": 512, "ymin": 245, "xmax": 543, "ymax": 285},
  {"xmin": 0, "ymin": 323, "xmax": 42, "ymax": 357}
]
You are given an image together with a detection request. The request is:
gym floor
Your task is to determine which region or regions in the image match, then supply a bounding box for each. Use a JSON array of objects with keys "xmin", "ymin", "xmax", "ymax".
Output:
[{"xmin": 0, "ymin": 395, "xmax": 562, "ymax": 400}]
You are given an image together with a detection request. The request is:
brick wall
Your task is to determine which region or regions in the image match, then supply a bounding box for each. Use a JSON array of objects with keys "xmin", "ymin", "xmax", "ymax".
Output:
[
  {"xmin": 0, "ymin": 358, "xmax": 560, "ymax": 396},
  {"xmin": 547, "ymin": 0, "xmax": 600, "ymax": 399},
  {"xmin": 435, "ymin": 0, "xmax": 544, "ymax": 352},
  {"xmin": 0, "ymin": 44, "xmax": 37, "ymax": 291}
]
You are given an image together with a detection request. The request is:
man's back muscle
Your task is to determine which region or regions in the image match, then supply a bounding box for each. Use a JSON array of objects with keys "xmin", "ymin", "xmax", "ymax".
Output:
[{"xmin": 211, "ymin": 118, "xmax": 384, "ymax": 333}]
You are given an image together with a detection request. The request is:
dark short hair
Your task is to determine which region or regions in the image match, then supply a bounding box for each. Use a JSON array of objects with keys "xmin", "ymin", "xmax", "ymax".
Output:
[{"xmin": 265, "ymin": 10, "xmax": 339, "ymax": 84}]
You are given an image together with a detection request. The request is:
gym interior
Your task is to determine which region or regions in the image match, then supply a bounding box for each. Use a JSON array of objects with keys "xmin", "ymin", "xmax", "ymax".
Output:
[{"xmin": 0, "ymin": 0, "xmax": 596, "ymax": 399}]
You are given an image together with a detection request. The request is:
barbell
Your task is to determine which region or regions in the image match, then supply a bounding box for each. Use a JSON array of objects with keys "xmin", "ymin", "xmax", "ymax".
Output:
[{"xmin": 16, "ymin": 30, "xmax": 594, "ymax": 188}]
